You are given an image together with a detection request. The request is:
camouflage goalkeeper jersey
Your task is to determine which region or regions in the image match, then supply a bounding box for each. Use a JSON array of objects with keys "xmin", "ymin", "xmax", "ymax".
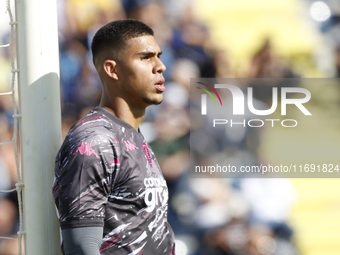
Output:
[{"xmin": 53, "ymin": 107, "xmax": 175, "ymax": 255}]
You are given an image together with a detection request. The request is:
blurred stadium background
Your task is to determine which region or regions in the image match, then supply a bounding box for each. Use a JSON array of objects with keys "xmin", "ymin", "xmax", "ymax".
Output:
[{"xmin": 0, "ymin": 0, "xmax": 340, "ymax": 254}]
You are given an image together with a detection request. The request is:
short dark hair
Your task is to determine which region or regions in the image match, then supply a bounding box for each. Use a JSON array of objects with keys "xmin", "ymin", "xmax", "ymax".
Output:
[{"xmin": 91, "ymin": 19, "xmax": 154, "ymax": 65}]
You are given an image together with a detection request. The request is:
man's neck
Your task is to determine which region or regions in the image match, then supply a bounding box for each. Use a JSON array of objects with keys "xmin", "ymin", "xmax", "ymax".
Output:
[{"xmin": 99, "ymin": 100, "xmax": 145, "ymax": 131}]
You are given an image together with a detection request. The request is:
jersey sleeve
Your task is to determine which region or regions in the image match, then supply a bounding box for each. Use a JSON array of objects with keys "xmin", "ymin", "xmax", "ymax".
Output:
[
  {"xmin": 62, "ymin": 227, "xmax": 103, "ymax": 255},
  {"xmin": 53, "ymin": 132, "xmax": 119, "ymax": 229}
]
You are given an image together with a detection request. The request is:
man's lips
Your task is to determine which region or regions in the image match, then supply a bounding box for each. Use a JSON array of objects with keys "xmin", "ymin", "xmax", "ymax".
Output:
[{"xmin": 154, "ymin": 78, "xmax": 165, "ymax": 92}]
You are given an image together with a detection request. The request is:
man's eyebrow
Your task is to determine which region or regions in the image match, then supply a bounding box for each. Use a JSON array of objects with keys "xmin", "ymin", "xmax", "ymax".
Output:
[{"xmin": 137, "ymin": 51, "xmax": 163, "ymax": 56}]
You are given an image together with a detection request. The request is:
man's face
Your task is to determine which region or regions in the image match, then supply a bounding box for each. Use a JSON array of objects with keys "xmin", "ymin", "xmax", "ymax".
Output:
[{"xmin": 115, "ymin": 35, "xmax": 166, "ymax": 108}]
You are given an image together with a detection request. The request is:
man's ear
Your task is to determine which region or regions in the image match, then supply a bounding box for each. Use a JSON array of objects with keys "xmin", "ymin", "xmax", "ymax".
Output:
[{"xmin": 103, "ymin": 60, "xmax": 118, "ymax": 80}]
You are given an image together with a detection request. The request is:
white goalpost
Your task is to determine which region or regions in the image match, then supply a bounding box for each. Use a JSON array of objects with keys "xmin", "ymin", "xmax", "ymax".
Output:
[{"xmin": 15, "ymin": 0, "xmax": 62, "ymax": 254}]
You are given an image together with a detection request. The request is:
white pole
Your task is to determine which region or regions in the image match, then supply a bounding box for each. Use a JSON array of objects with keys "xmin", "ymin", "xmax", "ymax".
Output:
[{"xmin": 15, "ymin": 0, "xmax": 62, "ymax": 254}]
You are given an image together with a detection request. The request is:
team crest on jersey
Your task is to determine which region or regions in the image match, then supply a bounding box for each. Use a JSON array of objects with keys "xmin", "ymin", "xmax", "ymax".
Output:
[{"xmin": 142, "ymin": 143, "xmax": 152, "ymax": 166}]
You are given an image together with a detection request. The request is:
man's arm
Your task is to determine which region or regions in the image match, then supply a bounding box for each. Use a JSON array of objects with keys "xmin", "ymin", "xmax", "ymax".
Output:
[
  {"xmin": 62, "ymin": 227, "xmax": 103, "ymax": 255},
  {"xmin": 54, "ymin": 132, "xmax": 118, "ymax": 253}
]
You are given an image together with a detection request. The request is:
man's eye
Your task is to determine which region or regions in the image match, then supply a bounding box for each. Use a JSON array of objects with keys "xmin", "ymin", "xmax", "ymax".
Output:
[{"xmin": 141, "ymin": 55, "xmax": 150, "ymax": 60}]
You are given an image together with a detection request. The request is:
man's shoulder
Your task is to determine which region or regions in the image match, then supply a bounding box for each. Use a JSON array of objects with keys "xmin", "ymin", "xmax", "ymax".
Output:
[
  {"xmin": 72, "ymin": 109, "xmax": 110, "ymax": 131},
  {"xmin": 60, "ymin": 109, "xmax": 121, "ymax": 155}
]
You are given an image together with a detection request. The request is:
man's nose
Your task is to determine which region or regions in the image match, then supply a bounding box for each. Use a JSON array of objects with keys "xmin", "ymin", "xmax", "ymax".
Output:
[{"xmin": 154, "ymin": 58, "xmax": 166, "ymax": 74}]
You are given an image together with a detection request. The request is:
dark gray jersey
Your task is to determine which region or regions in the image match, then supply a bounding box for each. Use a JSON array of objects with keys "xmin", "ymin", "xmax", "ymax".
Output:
[{"xmin": 53, "ymin": 107, "xmax": 175, "ymax": 255}]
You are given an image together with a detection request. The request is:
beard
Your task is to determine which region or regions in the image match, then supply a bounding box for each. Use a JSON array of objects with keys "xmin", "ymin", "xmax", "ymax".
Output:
[{"xmin": 142, "ymin": 93, "xmax": 163, "ymax": 105}]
